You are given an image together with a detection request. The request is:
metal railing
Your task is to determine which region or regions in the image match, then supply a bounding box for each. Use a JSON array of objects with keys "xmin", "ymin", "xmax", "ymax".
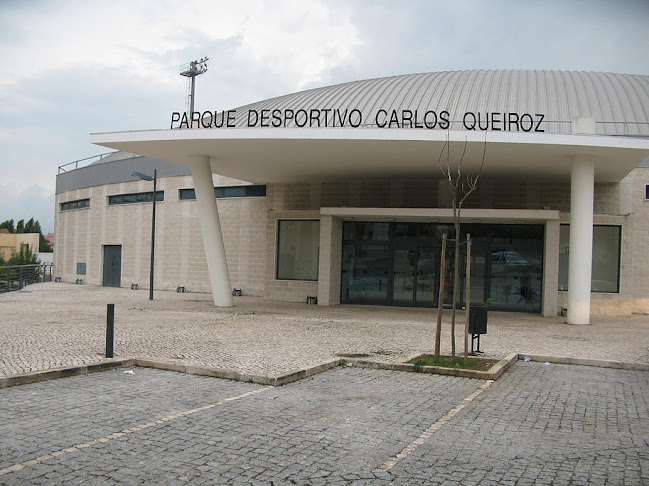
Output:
[
  {"xmin": 57, "ymin": 152, "xmax": 114, "ymax": 174},
  {"xmin": 0, "ymin": 264, "xmax": 54, "ymax": 293}
]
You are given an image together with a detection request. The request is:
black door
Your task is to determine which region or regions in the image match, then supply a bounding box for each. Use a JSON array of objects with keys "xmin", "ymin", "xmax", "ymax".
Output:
[{"xmin": 102, "ymin": 245, "xmax": 122, "ymax": 287}]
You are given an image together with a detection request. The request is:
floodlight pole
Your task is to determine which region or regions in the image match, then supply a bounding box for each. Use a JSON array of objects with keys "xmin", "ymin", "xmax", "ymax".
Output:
[
  {"xmin": 180, "ymin": 57, "xmax": 208, "ymax": 116},
  {"xmin": 189, "ymin": 76, "xmax": 197, "ymax": 115}
]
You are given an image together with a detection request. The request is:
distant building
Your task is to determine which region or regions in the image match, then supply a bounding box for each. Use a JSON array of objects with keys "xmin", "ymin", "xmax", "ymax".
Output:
[
  {"xmin": 0, "ymin": 229, "xmax": 40, "ymax": 260},
  {"xmin": 55, "ymin": 70, "xmax": 649, "ymax": 324},
  {"xmin": 44, "ymin": 233, "xmax": 55, "ymax": 248}
]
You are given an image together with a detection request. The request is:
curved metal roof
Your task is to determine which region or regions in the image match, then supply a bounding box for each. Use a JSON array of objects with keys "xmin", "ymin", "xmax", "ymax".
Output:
[{"xmin": 229, "ymin": 70, "xmax": 649, "ymax": 136}]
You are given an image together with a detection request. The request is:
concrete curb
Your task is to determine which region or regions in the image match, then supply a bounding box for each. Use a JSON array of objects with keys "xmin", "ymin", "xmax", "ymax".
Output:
[
  {"xmin": 0, "ymin": 359, "xmax": 134, "ymax": 389},
  {"xmin": 344, "ymin": 352, "xmax": 519, "ymax": 380},
  {"xmin": 2, "ymin": 353, "xmax": 647, "ymax": 389},
  {"xmin": 273, "ymin": 359, "xmax": 341, "ymax": 386},
  {"xmin": 133, "ymin": 358, "xmax": 341, "ymax": 386},
  {"xmin": 517, "ymin": 354, "xmax": 649, "ymax": 371}
]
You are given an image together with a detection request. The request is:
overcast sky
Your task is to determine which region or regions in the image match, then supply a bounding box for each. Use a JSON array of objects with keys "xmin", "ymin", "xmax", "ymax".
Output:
[{"xmin": 0, "ymin": 0, "xmax": 647, "ymax": 233}]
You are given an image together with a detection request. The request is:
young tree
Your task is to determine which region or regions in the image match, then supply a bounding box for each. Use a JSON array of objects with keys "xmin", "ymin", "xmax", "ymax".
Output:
[
  {"xmin": 24, "ymin": 218, "xmax": 39, "ymax": 233},
  {"xmin": 437, "ymin": 136, "xmax": 486, "ymax": 361},
  {"xmin": 5, "ymin": 245, "xmax": 39, "ymax": 265}
]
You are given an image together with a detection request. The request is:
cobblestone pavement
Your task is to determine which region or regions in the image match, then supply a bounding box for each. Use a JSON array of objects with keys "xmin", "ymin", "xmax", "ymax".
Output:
[
  {"xmin": 1, "ymin": 363, "xmax": 648, "ymax": 484},
  {"xmin": 1, "ymin": 283, "xmax": 648, "ymax": 377}
]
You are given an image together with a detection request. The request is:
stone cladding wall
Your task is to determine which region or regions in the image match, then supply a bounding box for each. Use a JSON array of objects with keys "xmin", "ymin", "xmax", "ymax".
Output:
[{"xmin": 54, "ymin": 169, "xmax": 649, "ymax": 315}]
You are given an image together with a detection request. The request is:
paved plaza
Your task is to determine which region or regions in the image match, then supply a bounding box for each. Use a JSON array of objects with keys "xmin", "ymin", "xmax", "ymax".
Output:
[
  {"xmin": 1, "ymin": 363, "xmax": 648, "ymax": 484},
  {"xmin": 1, "ymin": 283, "xmax": 649, "ymax": 484},
  {"xmin": 1, "ymin": 282, "xmax": 649, "ymax": 378}
]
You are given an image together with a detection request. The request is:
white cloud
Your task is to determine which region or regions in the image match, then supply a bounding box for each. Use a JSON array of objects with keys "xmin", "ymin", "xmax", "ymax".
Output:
[
  {"xmin": 0, "ymin": 0, "xmax": 647, "ymax": 237},
  {"xmin": 0, "ymin": 184, "xmax": 55, "ymax": 233},
  {"xmin": 0, "ymin": 0, "xmax": 361, "ymax": 93}
]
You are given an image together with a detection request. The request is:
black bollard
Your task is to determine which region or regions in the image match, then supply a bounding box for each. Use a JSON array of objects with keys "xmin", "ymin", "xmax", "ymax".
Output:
[{"xmin": 106, "ymin": 304, "xmax": 114, "ymax": 358}]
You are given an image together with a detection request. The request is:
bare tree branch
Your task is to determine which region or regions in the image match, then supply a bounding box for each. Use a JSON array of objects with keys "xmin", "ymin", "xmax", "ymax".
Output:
[{"xmin": 434, "ymin": 133, "xmax": 487, "ymax": 361}]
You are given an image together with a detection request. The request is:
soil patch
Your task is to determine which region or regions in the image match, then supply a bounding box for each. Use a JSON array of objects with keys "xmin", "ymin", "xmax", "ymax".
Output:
[{"xmin": 408, "ymin": 354, "xmax": 501, "ymax": 372}]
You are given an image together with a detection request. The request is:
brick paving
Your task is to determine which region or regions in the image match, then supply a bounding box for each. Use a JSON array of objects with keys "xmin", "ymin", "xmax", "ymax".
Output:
[
  {"xmin": 1, "ymin": 282, "xmax": 648, "ymax": 377},
  {"xmin": 1, "ymin": 363, "xmax": 648, "ymax": 484},
  {"xmin": 2, "ymin": 283, "xmax": 649, "ymax": 484}
]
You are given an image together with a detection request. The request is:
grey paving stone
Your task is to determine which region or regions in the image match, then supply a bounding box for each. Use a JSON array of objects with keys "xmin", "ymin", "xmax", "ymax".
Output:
[
  {"xmin": 2, "ymin": 283, "xmax": 649, "ymax": 379},
  {"xmin": 0, "ymin": 363, "xmax": 648, "ymax": 484}
]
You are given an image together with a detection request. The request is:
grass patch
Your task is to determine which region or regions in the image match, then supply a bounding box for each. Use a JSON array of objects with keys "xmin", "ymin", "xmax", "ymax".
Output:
[{"xmin": 408, "ymin": 354, "xmax": 500, "ymax": 372}]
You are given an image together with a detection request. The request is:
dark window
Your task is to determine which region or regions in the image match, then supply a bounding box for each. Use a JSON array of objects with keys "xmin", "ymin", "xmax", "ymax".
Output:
[
  {"xmin": 343, "ymin": 222, "xmax": 390, "ymax": 241},
  {"xmin": 60, "ymin": 198, "xmax": 90, "ymax": 211},
  {"xmin": 178, "ymin": 185, "xmax": 267, "ymax": 200},
  {"xmin": 108, "ymin": 191, "xmax": 164, "ymax": 205},
  {"xmin": 277, "ymin": 220, "xmax": 320, "ymax": 280},
  {"xmin": 76, "ymin": 263, "xmax": 86, "ymax": 275},
  {"xmin": 559, "ymin": 224, "xmax": 621, "ymax": 293},
  {"xmin": 179, "ymin": 188, "xmax": 196, "ymax": 200},
  {"xmin": 645, "ymin": 184, "xmax": 649, "ymax": 200}
]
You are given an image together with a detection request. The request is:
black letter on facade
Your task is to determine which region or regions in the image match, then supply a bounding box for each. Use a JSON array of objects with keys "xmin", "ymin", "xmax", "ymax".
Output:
[
  {"xmin": 439, "ymin": 110, "xmax": 450, "ymax": 129},
  {"xmin": 295, "ymin": 110, "xmax": 308, "ymax": 127},
  {"xmin": 201, "ymin": 111, "xmax": 212, "ymax": 128},
  {"xmin": 191, "ymin": 111, "xmax": 201, "ymax": 129},
  {"xmin": 349, "ymin": 109, "xmax": 362, "ymax": 127},
  {"xmin": 171, "ymin": 112, "xmax": 180, "ymax": 129},
  {"xmin": 508, "ymin": 113, "xmax": 519, "ymax": 131},
  {"xmin": 424, "ymin": 111, "xmax": 437, "ymax": 129},
  {"xmin": 375, "ymin": 110, "xmax": 387, "ymax": 128},
  {"xmin": 179, "ymin": 112, "xmax": 189, "ymax": 129},
  {"xmin": 247, "ymin": 110, "xmax": 259, "ymax": 127},
  {"xmin": 272, "ymin": 109, "xmax": 282, "ymax": 127},
  {"xmin": 463, "ymin": 112, "xmax": 476, "ymax": 130},
  {"xmin": 226, "ymin": 110, "xmax": 236, "ymax": 128},
  {"xmin": 520, "ymin": 113, "xmax": 533, "ymax": 132}
]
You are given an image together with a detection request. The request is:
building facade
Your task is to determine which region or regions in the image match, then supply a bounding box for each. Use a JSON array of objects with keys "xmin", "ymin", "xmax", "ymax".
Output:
[
  {"xmin": 0, "ymin": 229, "xmax": 40, "ymax": 261},
  {"xmin": 55, "ymin": 70, "xmax": 649, "ymax": 322}
]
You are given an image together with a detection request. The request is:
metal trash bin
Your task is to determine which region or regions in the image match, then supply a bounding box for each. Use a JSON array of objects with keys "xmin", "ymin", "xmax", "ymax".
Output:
[
  {"xmin": 469, "ymin": 305, "xmax": 488, "ymax": 353},
  {"xmin": 469, "ymin": 305, "xmax": 488, "ymax": 334}
]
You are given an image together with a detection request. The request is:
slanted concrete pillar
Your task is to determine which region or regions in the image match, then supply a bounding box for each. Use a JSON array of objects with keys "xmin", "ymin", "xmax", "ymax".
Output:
[{"xmin": 190, "ymin": 156, "xmax": 233, "ymax": 307}]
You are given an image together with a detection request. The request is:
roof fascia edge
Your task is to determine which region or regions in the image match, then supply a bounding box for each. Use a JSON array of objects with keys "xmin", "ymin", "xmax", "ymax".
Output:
[{"xmin": 91, "ymin": 128, "xmax": 649, "ymax": 151}]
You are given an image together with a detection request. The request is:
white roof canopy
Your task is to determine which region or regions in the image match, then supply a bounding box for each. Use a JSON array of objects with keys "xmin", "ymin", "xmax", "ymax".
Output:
[{"xmin": 91, "ymin": 127, "xmax": 649, "ymax": 183}]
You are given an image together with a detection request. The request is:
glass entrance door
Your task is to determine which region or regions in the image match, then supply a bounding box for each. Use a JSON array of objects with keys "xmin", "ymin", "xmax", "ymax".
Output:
[
  {"xmin": 391, "ymin": 246, "xmax": 437, "ymax": 306},
  {"xmin": 341, "ymin": 222, "xmax": 544, "ymax": 312},
  {"xmin": 415, "ymin": 247, "xmax": 436, "ymax": 307},
  {"xmin": 392, "ymin": 248, "xmax": 415, "ymax": 306}
]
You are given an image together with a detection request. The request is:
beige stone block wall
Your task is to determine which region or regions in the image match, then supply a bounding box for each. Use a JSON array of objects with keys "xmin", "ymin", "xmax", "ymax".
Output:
[
  {"xmin": 553, "ymin": 167, "xmax": 649, "ymax": 317},
  {"xmin": 55, "ymin": 175, "xmax": 267, "ymax": 295},
  {"xmin": 54, "ymin": 166, "xmax": 649, "ymax": 316},
  {"xmin": 272, "ymin": 178, "xmax": 617, "ymax": 213}
]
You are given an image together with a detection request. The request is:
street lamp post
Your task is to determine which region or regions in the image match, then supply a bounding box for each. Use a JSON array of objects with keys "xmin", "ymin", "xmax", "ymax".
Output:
[{"xmin": 132, "ymin": 170, "xmax": 157, "ymax": 300}]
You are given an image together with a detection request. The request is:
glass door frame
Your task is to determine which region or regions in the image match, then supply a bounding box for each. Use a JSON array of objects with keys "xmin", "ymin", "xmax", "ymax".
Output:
[{"xmin": 389, "ymin": 242, "xmax": 438, "ymax": 307}]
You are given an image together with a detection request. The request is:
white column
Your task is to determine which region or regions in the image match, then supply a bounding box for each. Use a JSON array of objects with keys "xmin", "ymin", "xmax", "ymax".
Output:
[
  {"xmin": 190, "ymin": 156, "xmax": 233, "ymax": 307},
  {"xmin": 567, "ymin": 155, "xmax": 594, "ymax": 324}
]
